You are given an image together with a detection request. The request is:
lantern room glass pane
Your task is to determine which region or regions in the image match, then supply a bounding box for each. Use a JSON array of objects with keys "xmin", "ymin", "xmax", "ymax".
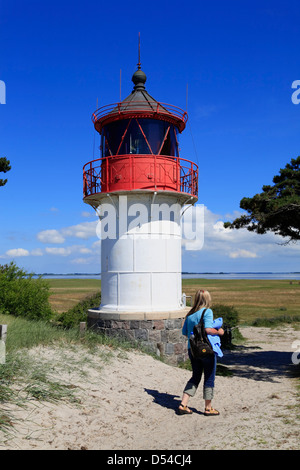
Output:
[
  {"xmin": 102, "ymin": 119, "xmax": 179, "ymax": 157},
  {"xmin": 160, "ymin": 125, "xmax": 178, "ymax": 157},
  {"xmin": 128, "ymin": 119, "xmax": 150, "ymax": 154},
  {"xmin": 101, "ymin": 120, "xmax": 128, "ymax": 157}
]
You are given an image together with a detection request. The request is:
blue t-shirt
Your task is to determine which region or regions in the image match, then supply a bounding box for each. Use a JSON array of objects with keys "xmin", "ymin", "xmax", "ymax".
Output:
[
  {"xmin": 182, "ymin": 308, "xmax": 223, "ymax": 357},
  {"xmin": 182, "ymin": 308, "xmax": 213, "ymax": 349}
]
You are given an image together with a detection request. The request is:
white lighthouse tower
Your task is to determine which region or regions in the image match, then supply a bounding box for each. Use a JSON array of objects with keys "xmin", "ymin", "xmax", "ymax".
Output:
[{"xmin": 83, "ymin": 60, "xmax": 198, "ymax": 362}]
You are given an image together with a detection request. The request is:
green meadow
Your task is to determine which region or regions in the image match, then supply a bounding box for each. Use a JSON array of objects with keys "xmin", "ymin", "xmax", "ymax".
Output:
[
  {"xmin": 48, "ymin": 278, "xmax": 101, "ymax": 313},
  {"xmin": 182, "ymin": 278, "xmax": 300, "ymax": 324},
  {"xmin": 47, "ymin": 277, "xmax": 300, "ymax": 325}
]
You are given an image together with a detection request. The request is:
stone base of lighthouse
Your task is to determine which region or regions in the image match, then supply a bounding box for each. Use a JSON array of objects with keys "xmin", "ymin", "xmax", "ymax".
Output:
[{"xmin": 87, "ymin": 308, "xmax": 190, "ymax": 365}]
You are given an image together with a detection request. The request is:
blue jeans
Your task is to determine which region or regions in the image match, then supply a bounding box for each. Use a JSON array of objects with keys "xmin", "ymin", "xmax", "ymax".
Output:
[{"xmin": 183, "ymin": 349, "xmax": 217, "ymax": 400}]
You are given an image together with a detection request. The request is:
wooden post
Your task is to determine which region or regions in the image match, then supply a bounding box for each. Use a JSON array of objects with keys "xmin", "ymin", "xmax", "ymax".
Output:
[
  {"xmin": 0, "ymin": 324, "xmax": 7, "ymax": 365},
  {"xmin": 0, "ymin": 324, "xmax": 7, "ymax": 343},
  {"xmin": 80, "ymin": 322, "xmax": 86, "ymax": 337}
]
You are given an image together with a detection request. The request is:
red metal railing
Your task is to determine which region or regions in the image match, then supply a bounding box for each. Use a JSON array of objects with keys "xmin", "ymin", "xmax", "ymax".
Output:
[
  {"xmin": 83, "ymin": 155, "xmax": 198, "ymax": 198},
  {"xmin": 92, "ymin": 101, "xmax": 188, "ymax": 132}
]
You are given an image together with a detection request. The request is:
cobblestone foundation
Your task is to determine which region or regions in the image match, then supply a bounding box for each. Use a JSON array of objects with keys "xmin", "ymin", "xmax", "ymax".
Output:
[{"xmin": 87, "ymin": 313, "xmax": 189, "ymax": 366}]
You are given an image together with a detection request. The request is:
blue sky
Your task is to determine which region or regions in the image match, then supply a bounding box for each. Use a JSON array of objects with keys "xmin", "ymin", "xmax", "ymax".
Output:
[{"xmin": 0, "ymin": 0, "xmax": 300, "ymax": 274}]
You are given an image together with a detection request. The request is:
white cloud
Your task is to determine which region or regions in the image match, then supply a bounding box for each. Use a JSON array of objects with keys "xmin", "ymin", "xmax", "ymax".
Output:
[
  {"xmin": 0, "ymin": 248, "xmax": 43, "ymax": 259},
  {"xmin": 181, "ymin": 204, "xmax": 300, "ymax": 272},
  {"xmin": 45, "ymin": 247, "xmax": 72, "ymax": 256},
  {"xmin": 213, "ymin": 221, "xmax": 229, "ymax": 232},
  {"xmin": 78, "ymin": 247, "xmax": 92, "ymax": 254},
  {"xmin": 81, "ymin": 211, "xmax": 93, "ymax": 218},
  {"xmin": 71, "ymin": 257, "xmax": 95, "ymax": 265},
  {"xmin": 92, "ymin": 240, "xmax": 101, "ymax": 249},
  {"xmin": 0, "ymin": 248, "xmax": 45, "ymax": 259},
  {"xmin": 37, "ymin": 229, "xmax": 65, "ymax": 244},
  {"xmin": 5, "ymin": 248, "xmax": 30, "ymax": 257},
  {"xmin": 229, "ymin": 249, "xmax": 259, "ymax": 259},
  {"xmin": 45, "ymin": 245, "xmax": 93, "ymax": 257},
  {"xmin": 61, "ymin": 221, "xmax": 98, "ymax": 240},
  {"xmin": 37, "ymin": 221, "xmax": 98, "ymax": 245},
  {"xmin": 31, "ymin": 248, "xmax": 43, "ymax": 256}
]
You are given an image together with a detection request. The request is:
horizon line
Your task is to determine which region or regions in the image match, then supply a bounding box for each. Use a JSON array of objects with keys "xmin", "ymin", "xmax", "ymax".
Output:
[{"xmin": 34, "ymin": 271, "xmax": 300, "ymax": 275}]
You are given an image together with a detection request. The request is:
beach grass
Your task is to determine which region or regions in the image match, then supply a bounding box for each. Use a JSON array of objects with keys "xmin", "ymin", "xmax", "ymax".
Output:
[{"xmin": 0, "ymin": 309, "xmax": 137, "ymax": 434}]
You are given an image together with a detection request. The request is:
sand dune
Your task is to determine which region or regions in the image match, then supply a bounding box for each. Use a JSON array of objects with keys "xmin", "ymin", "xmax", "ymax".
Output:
[{"xmin": 1, "ymin": 326, "xmax": 299, "ymax": 450}]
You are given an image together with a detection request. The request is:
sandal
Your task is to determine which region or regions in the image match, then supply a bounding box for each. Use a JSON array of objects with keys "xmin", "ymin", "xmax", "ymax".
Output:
[
  {"xmin": 204, "ymin": 407, "xmax": 220, "ymax": 416},
  {"xmin": 178, "ymin": 403, "xmax": 193, "ymax": 415}
]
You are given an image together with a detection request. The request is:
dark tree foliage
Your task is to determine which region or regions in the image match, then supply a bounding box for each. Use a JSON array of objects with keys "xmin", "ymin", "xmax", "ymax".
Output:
[
  {"xmin": 0, "ymin": 157, "xmax": 11, "ymax": 186},
  {"xmin": 224, "ymin": 156, "xmax": 300, "ymax": 243}
]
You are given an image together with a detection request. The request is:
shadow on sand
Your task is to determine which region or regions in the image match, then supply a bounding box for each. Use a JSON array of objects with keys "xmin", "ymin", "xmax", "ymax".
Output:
[
  {"xmin": 144, "ymin": 388, "xmax": 204, "ymax": 415},
  {"xmin": 218, "ymin": 345, "xmax": 295, "ymax": 382},
  {"xmin": 144, "ymin": 344, "xmax": 297, "ymax": 412}
]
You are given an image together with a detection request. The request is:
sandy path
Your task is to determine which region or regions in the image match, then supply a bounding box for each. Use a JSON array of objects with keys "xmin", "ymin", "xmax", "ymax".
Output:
[{"xmin": 0, "ymin": 326, "xmax": 299, "ymax": 450}]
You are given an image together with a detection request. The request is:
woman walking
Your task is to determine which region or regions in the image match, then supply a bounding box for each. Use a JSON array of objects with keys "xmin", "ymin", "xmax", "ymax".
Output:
[{"xmin": 178, "ymin": 289, "xmax": 224, "ymax": 416}]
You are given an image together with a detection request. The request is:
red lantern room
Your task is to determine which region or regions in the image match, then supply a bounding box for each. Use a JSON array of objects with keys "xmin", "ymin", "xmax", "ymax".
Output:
[{"xmin": 83, "ymin": 64, "xmax": 198, "ymax": 205}]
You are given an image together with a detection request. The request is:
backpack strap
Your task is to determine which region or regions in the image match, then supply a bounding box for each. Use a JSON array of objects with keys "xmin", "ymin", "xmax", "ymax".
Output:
[
  {"xmin": 199, "ymin": 308, "xmax": 207, "ymax": 325},
  {"xmin": 198, "ymin": 308, "xmax": 208, "ymax": 340},
  {"xmin": 192, "ymin": 308, "xmax": 208, "ymax": 338}
]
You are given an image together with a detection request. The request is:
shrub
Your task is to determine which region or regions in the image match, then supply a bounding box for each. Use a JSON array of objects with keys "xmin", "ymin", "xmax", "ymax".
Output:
[
  {"xmin": 56, "ymin": 292, "xmax": 101, "ymax": 329},
  {"xmin": 211, "ymin": 304, "xmax": 240, "ymax": 349},
  {"xmin": 212, "ymin": 304, "xmax": 239, "ymax": 327},
  {"xmin": 0, "ymin": 262, "xmax": 52, "ymax": 320}
]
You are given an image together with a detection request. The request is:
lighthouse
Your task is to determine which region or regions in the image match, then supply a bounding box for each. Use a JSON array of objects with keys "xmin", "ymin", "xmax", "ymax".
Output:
[{"xmin": 83, "ymin": 59, "xmax": 198, "ymax": 363}]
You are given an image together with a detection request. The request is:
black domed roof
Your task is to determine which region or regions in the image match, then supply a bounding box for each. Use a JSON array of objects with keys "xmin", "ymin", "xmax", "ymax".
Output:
[
  {"xmin": 92, "ymin": 64, "xmax": 188, "ymax": 133},
  {"xmin": 131, "ymin": 68, "xmax": 147, "ymax": 90}
]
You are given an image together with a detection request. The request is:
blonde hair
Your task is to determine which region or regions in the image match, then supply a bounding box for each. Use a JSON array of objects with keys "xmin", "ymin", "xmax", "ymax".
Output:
[{"xmin": 186, "ymin": 289, "xmax": 211, "ymax": 317}]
